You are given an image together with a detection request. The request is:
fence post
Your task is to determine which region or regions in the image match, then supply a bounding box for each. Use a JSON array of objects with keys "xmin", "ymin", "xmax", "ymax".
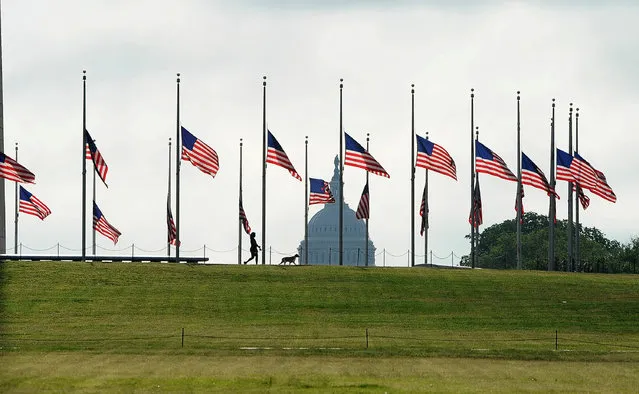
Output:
[
  {"xmin": 357, "ymin": 248, "xmax": 360, "ymax": 266},
  {"xmin": 366, "ymin": 328, "xmax": 369, "ymax": 349},
  {"xmin": 430, "ymin": 250, "xmax": 433, "ymax": 267},
  {"xmin": 383, "ymin": 248, "xmax": 386, "ymax": 267},
  {"xmin": 269, "ymin": 246, "xmax": 272, "ymax": 265},
  {"xmin": 132, "ymin": 244, "xmax": 134, "ymax": 259},
  {"xmin": 19, "ymin": 242, "xmax": 22, "ymax": 257},
  {"xmin": 407, "ymin": 250, "xmax": 410, "ymax": 267},
  {"xmin": 204, "ymin": 244, "xmax": 206, "ymax": 262},
  {"xmin": 451, "ymin": 251, "xmax": 454, "ymax": 267},
  {"xmin": 57, "ymin": 243, "xmax": 60, "ymax": 257},
  {"xmin": 329, "ymin": 247, "xmax": 332, "ymax": 266}
]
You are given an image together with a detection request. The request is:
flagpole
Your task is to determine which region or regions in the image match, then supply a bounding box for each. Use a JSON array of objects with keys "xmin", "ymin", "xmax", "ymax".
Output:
[
  {"xmin": 168, "ymin": 137, "xmax": 172, "ymax": 257},
  {"xmin": 475, "ymin": 126, "xmax": 480, "ymax": 267},
  {"xmin": 339, "ymin": 78, "xmax": 344, "ymax": 266},
  {"xmin": 238, "ymin": 138, "xmax": 243, "ymax": 265},
  {"xmin": 0, "ymin": 0, "xmax": 6, "ymax": 255},
  {"xmin": 548, "ymin": 99, "xmax": 556, "ymax": 271},
  {"xmin": 261, "ymin": 76, "xmax": 267, "ymax": 266},
  {"xmin": 92, "ymin": 141, "xmax": 96, "ymax": 256},
  {"xmin": 365, "ymin": 133, "xmax": 370, "ymax": 267},
  {"xmin": 13, "ymin": 142, "xmax": 17, "ymax": 254},
  {"xmin": 567, "ymin": 103, "xmax": 573, "ymax": 272},
  {"xmin": 574, "ymin": 107, "xmax": 580, "ymax": 271},
  {"xmin": 304, "ymin": 136, "xmax": 308, "ymax": 265},
  {"xmin": 516, "ymin": 91, "xmax": 522, "ymax": 270},
  {"xmin": 82, "ymin": 70, "xmax": 87, "ymax": 261},
  {"xmin": 470, "ymin": 89, "xmax": 475, "ymax": 269},
  {"xmin": 424, "ymin": 132, "xmax": 429, "ymax": 266},
  {"xmin": 175, "ymin": 73, "xmax": 181, "ymax": 264},
  {"xmin": 410, "ymin": 84, "xmax": 415, "ymax": 267}
]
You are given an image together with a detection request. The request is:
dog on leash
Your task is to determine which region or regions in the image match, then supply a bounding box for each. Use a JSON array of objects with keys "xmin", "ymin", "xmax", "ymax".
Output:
[{"xmin": 279, "ymin": 253, "xmax": 299, "ymax": 265}]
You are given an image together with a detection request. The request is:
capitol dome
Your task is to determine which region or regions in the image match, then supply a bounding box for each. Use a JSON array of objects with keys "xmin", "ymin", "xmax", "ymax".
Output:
[{"xmin": 297, "ymin": 156, "xmax": 376, "ymax": 266}]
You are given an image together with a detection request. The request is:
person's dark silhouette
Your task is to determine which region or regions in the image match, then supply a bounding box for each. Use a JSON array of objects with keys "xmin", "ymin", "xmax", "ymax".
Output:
[{"xmin": 244, "ymin": 232, "xmax": 261, "ymax": 264}]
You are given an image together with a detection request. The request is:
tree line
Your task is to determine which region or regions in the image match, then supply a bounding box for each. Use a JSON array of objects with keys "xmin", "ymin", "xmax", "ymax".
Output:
[{"xmin": 460, "ymin": 212, "xmax": 638, "ymax": 273}]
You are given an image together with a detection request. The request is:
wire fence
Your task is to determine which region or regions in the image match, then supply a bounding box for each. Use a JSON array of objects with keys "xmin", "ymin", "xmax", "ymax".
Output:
[
  {"xmin": 8, "ymin": 242, "xmax": 468, "ymax": 267},
  {"xmin": 2, "ymin": 329, "xmax": 638, "ymax": 354}
]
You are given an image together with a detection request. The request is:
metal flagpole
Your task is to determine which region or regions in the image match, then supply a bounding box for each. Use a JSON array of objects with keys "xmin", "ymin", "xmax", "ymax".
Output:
[
  {"xmin": 261, "ymin": 76, "xmax": 267, "ymax": 265},
  {"xmin": 516, "ymin": 91, "xmax": 522, "ymax": 270},
  {"xmin": 168, "ymin": 138, "xmax": 172, "ymax": 257},
  {"xmin": 304, "ymin": 136, "xmax": 308, "ymax": 265},
  {"xmin": 175, "ymin": 73, "xmax": 181, "ymax": 264},
  {"xmin": 474, "ymin": 126, "xmax": 479, "ymax": 267},
  {"xmin": 82, "ymin": 70, "xmax": 87, "ymax": 261},
  {"xmin": 567, "ymin": 103, "xmax": 573, "ymax": 272},
  {"xmin": 548, "ymin": 98, "xmax": 556, "ymax": 271},
  {"xmin": 339, "ymin": 78, "xmax": 344, "ymax": 266},
  {"xmin": 575, "ymin": 107, "xmax": 580, "ymax": 271},
  {"xmin": 0, "ymin": 0, "xmax": 6, "ymax": 255},
  {"xmin": 238, "ymin": 138, "xmax": 243, "ymax": 265},
  {"xmin": 470, "ymin": 89, "xmax": 475, "ymax": 268},
  {"xmin": 92, "ymin": 140, "xmax": 96, "ymax": 256},
  {"xmin": 13, "ymin": 142, "xmax": 17, "ymax": 253},
  {"xmin": 424, "ymin": 132, "xmax": 429, "ymax": 266},
  {"xmin": 365, "ymin": 133, "xmax": 370, "ymax": 267},
  {"xmin": 410, "ymin": 84, "xmax": 415, "ymax": 267}
]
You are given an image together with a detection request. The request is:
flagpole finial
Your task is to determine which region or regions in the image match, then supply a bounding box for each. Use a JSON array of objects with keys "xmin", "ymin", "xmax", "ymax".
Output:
[
  {"xmin": 475, "ymin": 126, "xmax": 479, "ymax": 140},
  {"xmin": 517, "ymin": 91, "xmax": 520, "ymax": 101},
  {"xmin": 425, "ymin": 131, "xmax": 429, "ymax": 140},
  {"xmin": 177, "ymin": 73, "xmax": 180, "ymax": 83},
  {"xmin": 576, "ymin": 107, "xmax": 579, "ymax": 117},
  {"xmin": 471, "ymin": 88, "xmax": 474, "ymax": 98},
  {"xmin": 82, "ymin": 70, "xmax": 86, "ymax": 81},
  {"xmin": 411, "ymin": 83, "xmax": 414, "ymax": 94},
  {"xmin": 240, "ymin": 137, "xmax": 243, "ymax": 147},
  {"xmin": 552, "ymin": 98, "xmax": 555, "ymax": 107},
  {"xmin": 340, "ymin": 78, "xmax": 343, "ymax": 89},
  {"xmin": 263, "ymin": 76, "xmax": 266, "ymax": 86}
]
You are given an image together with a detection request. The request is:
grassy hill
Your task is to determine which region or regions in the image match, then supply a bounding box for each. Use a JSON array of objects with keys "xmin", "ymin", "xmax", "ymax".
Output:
[{"xmin": 1, "ymin": 261, "xmax": 639, "ymax": 391}]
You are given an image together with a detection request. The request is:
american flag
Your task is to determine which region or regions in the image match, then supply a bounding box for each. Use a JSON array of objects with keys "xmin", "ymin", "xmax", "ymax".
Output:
[
  {"xmin": 591, "ymin": 169, "xmax": 616, "ymax": 203},
  {"xmin": 556, "ymin": 149, "xmax": 574, "ymax": 183},
  {"xmin": 309, "ymin": 178, "xmax": 335, "ymax": 205},
  {"xmin": 475, "ymin": 141, "xmax": 517, "ymax": 182},
  {"xmin": 239, "ymin": 197, "xmax": 252, "ymax": 234},
  {"xmin": 0, "ymin": 152, "xmax": 35, "ymax": 184},
  {"xmin": 468, "ymin": 176, "xmax": 482, "ymax": 227},
  {"xmin": 522, "ymin": 152, "xmax": 559, "ymax": 198},
  {"xmin": 355, "ymin": 183, "xmax": 370, "ymax": 220},
  {"xmin": 344, "ymin": 132, "xmax": 390, "ymax": 178},
  {"xmin": 84, "ymin": 129, "xmax": 109, "ymax": 186},
  {"xmin": 575, "ymin": 185, "xmax": 590, "ymax": 209},
  {"xmin": 93, "ymin": 201, "xmax": 121, "ymax": 245},
  {"xmin": 515, "ymin": 184, "xmax": 524, "ymax": 224},
  {"xmin": 181, "ymin": 127, "xmax": 220, "ymax": 178},
  {"xmin": 419, "ymin": 184, "xmax": 428, "ymax": 236},
  {"xmin": 570, "ymin": 152, "xmax": 598, "ymax": 190},
  {"xmin": 19, "ymin": 186, "xmax": 51, "ymax": 220},
  {"xmin": 415, "ymin": 135, "xmax": 457, "ymax": 180},
  {"xmin": 266, "ymin": 130, "xmax": 302, "ymax": 181},
  {"xmin": 167, "ymin": 194, "xmax": 179, "ymax": 246}
]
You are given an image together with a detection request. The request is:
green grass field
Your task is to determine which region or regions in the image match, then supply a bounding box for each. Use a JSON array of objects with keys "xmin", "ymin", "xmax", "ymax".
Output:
[{"xmin": 1, "ymin": 261, "xmax": 638, "ymax": 392}]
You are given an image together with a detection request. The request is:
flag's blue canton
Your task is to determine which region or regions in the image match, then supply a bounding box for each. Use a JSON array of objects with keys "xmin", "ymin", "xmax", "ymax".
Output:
[
  {"xmin": 344, "ymin": 133, "xmax": 365, "ymax": 153},
  {"xmin": 417, "ymin": 136, "xmax": 435, "ymax": 155},
  {"xmin": 309, "ymin": 177, "xmax": 335, "ymax": 204},
  {"xmin": 181, "ymin": 127, "xmax": 197, "ymax": 150}
]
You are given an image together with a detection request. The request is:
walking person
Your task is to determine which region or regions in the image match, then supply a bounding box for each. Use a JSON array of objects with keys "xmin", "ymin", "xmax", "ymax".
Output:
[{"xmin": 244, "ymin": 232, "xmax": 261, "ymax": 264}]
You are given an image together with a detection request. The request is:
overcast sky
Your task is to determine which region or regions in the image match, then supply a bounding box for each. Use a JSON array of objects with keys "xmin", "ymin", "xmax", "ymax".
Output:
[{"xmin": 2, "ymin": 0, "xmax": 637, "ymax": 266}]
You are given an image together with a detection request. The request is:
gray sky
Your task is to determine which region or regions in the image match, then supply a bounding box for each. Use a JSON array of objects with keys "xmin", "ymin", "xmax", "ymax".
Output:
[{"xmin": 3, "ymin": 0, "xmax": 637, "ymax": 266}]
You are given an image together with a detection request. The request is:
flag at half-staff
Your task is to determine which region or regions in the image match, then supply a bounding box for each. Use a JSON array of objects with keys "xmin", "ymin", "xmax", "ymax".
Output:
[
  {"xmin": 556, "ymin": 149, "xmax": 616, "ymax": 203},
  {"xmin": 84, "ymin": 129, "xmax": 109, "ymax": 186},
  {"xmin": 419, "ymin": 184, "xmax": 428, "ymax": 236},
  {"xmin": 344, "ymin": 132, "xmax": 390, "ymax": 178},
  {"xmin": 576, "ymin": 185, "xmax": 590, "ymax": 209},
  {"xmin": 469, "ymin": 176, "xmax": 482, "ymax": 227},
  {"xmin": 522, "ymin": 152, "xmax": 559, "ymax": 198},
  {"xmin": 355, "ymin": 183, "xmax": 370, "ymax": 220},
  {"xmin": 591, "ymin": 169, "xmax": 616, "ymax": 203},
  {"xmin": 181, "ymin": 127, "xmax": 220, "ymax": 178},
  {"xmin": 309, "ymin": 178, "xmax": 335, "ymax": 205},
  {"xmin": 415, "ymin": 135, "xmax": 457, "ymax": 180},
  {"xmin": 167, "ymin": 194, "xmax": 178, "ymax": 246},
  {"xmin": 475, "ymin": 140, "xmax": 517, "ymax": 182},
  {"xmin": 239, "ymin": 198, "xmax": 252, "ymax": 234},
  {"xmin": 93, "ymin": 201, "xmax": 121, "ymax": 245},
  {"xmin": 0, "ymin": 152, "xmax": 35, "ymax": 184},
  {"xmin": 267, "ymin": 130, "xmax": 302, "ymax": 181},
  {"xmin": 19, "ymin": 186, "xmax": 51, "ymax": 220}
]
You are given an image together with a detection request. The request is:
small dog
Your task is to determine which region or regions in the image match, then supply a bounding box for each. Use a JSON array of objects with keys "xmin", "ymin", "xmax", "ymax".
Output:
[{"xmin": 279, "ymin": 254, "xmax": 299, "ymax": 265}]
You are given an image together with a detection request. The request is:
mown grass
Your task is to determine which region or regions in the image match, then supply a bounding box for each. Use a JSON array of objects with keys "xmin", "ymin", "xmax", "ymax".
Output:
[{"xmin": 1, "ymin": 261, "xmax": 639, "ymax": 392}]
